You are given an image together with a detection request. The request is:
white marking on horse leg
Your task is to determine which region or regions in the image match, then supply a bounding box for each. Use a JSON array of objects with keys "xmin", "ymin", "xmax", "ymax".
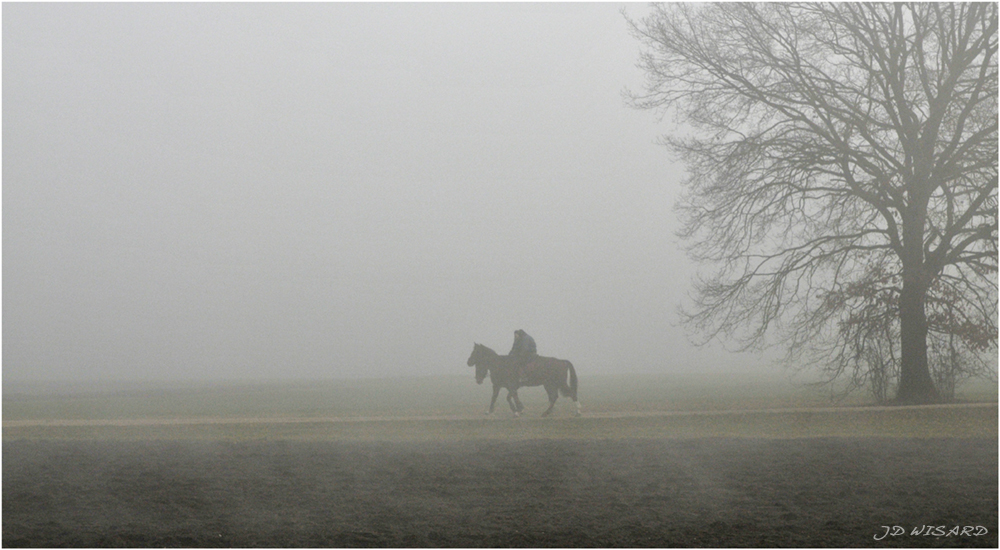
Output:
[{"xmin": 575, "ymin": 401, "xmax": 582, "ymax": 416}]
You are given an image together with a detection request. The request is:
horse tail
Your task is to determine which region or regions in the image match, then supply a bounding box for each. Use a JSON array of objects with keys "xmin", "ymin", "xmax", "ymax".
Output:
[{"xmin": 559, "ymin": 361, "xmax": 578, "ymax": 400}]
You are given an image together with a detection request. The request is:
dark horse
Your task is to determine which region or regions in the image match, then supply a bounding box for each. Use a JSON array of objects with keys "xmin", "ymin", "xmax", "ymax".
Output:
[{"xmin": 466, "ymin": 343, "xmax": 581, "ymax": 417}]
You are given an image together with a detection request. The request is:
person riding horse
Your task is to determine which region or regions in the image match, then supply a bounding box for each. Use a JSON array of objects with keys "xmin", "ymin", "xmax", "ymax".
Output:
[{"xmin": 509, "ymin": 329, "xmax": 537, "ymax": 383}]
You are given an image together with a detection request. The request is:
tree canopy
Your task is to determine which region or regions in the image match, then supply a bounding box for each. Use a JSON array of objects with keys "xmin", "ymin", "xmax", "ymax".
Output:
[{"xmin": 628, "ymin": 3, "xmax": 998, "ymax": 403}]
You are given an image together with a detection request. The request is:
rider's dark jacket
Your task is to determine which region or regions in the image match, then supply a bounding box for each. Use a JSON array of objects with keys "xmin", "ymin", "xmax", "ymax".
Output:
[{"xmin": 510, "ymin": 331, "xmax": 537, "ymax": 357}]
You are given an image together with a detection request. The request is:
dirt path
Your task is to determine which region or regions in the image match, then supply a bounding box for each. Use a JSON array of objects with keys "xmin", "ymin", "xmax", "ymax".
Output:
[{"xmin": 4, "ymin": 401, "xmax": 994, "ymax": 427}]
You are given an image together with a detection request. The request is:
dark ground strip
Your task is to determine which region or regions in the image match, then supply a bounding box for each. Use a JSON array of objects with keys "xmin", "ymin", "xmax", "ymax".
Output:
[{"xmin": 3, "ymin": 437, "xmax": 996, "ymax": 547}]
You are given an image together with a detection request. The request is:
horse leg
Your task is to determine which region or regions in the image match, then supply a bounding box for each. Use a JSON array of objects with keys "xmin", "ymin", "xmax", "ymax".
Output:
[
  {"xmin": 564, "ymin": 381, "xmax": 582, "ymax": 417},
  {"xmin": 505, "ymin": 389, "xmax": 520, "ymax": 417},
  {"xmin": 511, "ymin": 389, "xmax": 525, "ymax": 413},
  {"xmin": 541, "ymin": 385, "xmax": 558, "ymax": 417},
  {"xmin": 487, "ymin": 384, "xmax": 501, "ymax": 415}
]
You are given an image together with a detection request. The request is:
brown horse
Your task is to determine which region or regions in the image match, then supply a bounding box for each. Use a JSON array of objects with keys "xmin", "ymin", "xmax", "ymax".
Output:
[
  {"xmin": 467, "ymin": 345, "xmax": 523, "ymax": 416},
  {"xmin": 466, "ymin": 343, "xmax": 581, "ymax": 417}
]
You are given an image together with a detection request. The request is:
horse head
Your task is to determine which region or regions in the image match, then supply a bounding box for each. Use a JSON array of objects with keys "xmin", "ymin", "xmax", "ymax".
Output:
[
  {"xmin": 467, "ymin": 343, "xmax": 480, "ymax": 367},
  {"xmin": 467, "ymin": 343, "xmax": 495, "ymax": 385}
]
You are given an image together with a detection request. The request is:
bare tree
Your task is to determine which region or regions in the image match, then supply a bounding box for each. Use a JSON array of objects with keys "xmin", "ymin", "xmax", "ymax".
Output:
[
  {"xmin": 805, "ymin": 262, "xmax": 996, "ymax": 403},
  {"xmin": 926, "ymin": 270, "xmax": 998, "ymax": 399},
  {"xmin": 627, "ymin": 3, "xmax": 997, "ymax": 403}
]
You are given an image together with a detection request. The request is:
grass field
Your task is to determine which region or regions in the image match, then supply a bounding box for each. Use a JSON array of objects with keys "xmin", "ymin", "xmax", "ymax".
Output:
[
  {"xmin": 4, "ymin": 373, "xmax": 996, "ymax": 547},
  {"xmin": 4, "ymin": 372, "xmax": 996, "ymax": 441}
]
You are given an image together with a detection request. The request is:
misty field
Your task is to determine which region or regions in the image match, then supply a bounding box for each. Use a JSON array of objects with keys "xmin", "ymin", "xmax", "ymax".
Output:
[{"xmin": 4, "ymin": 373, "xmax": 997, "ymax": 547}]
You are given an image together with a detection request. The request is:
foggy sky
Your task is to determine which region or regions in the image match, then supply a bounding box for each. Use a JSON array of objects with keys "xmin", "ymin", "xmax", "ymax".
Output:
[{"xmin": 4, "ymin": 3, "xmax": 769, "ymax": 383}]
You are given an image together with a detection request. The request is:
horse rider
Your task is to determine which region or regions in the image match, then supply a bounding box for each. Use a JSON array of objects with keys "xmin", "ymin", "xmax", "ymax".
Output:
[{"xmin": 509, "ymin": 329, "xmax": 537, "ymax": 383}]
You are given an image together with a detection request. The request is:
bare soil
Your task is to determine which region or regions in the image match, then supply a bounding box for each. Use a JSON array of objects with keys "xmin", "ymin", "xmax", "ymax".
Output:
[{"xmin": 3, "ymin": 437, "xmax": 996, "ymax": 547}]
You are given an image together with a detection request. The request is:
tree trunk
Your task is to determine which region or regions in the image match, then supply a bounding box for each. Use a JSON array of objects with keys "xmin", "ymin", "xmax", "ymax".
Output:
[
  {"xmin": 896, "ymin": 276, "xmax": 938, "ymax": 403},
  {"xmin": 895, "ymin": 196, "xmax": 939, "ymax": 404}
]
